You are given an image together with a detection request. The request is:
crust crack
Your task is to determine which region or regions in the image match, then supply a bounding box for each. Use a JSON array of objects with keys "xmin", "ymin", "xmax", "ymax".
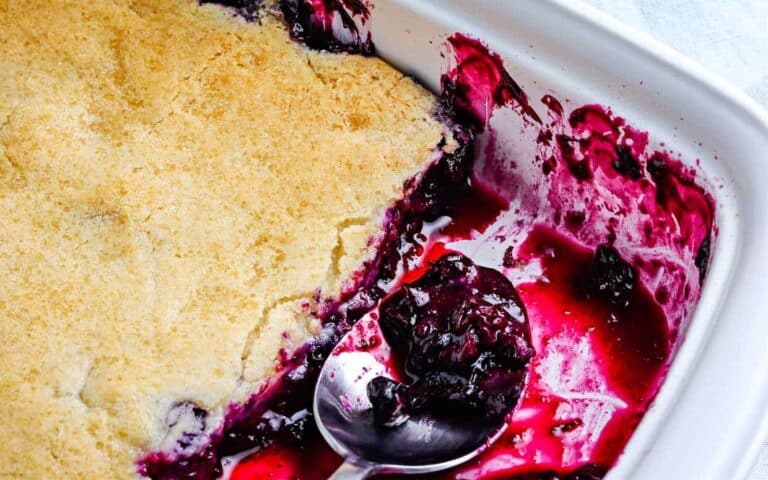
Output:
[
  {"xmin": 326, "ymin": 216, "xmax": 370, "ymax": 287},
  {"xmin": 237, "ymin": 292, "xmax": 314, "ymax": 381},
  {"xmin": 149, "ymin": 50, "xmax": 226, "ymax": 132}
]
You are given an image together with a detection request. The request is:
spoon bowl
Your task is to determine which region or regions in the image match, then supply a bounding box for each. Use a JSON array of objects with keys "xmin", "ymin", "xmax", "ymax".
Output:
[{"xmin": 312, "ymin": 315, "xmax": 508, "ymax": 479}]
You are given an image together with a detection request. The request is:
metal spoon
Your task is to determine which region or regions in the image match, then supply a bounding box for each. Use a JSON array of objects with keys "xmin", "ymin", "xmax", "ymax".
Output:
[{"xmin": 312, "ymin": 315, "xmax": 508, "ymax": 479}]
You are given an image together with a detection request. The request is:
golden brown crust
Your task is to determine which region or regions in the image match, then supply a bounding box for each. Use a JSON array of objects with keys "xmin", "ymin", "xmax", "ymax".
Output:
[{"xmin": 0, "ymin": 1, "xmax": 442, "ymax": 477}]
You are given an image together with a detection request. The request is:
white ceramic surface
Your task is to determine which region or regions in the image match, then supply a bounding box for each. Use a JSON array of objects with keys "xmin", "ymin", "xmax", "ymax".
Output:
[
  {"xmin": 369, "ymin": 1, "xmax": 768, "ymax": 479},
  {"xmin": 577, "ymin": 4, "xmax": 768, "ymax": 477}
]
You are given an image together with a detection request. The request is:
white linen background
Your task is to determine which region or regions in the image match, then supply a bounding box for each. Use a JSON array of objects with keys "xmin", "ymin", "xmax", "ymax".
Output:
[{"xmin": 581, "ymin": 0, "xmax": 768, "ymax": 478}]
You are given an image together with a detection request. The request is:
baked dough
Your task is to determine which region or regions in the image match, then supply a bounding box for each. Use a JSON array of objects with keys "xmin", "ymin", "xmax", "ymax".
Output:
[{"xmin": 0, "ymin": 1, "xmax": 442, "ymax": 477}]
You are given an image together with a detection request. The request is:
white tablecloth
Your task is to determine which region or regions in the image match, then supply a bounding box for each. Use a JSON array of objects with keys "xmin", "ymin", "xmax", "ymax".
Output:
[{"xmin": 581, "ymin": 1, "xmax": 768, "ymax": 478}]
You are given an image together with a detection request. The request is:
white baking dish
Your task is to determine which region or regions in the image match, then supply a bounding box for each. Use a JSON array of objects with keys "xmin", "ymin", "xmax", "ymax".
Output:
[{"xmin": 366, "ymin": 1, "xmax": 768, "ymax": 479}]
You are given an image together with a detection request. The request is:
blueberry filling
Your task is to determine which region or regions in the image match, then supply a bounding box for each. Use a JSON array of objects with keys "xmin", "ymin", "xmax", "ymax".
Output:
[
  {"xmin": 523, "ymin": 464, "xmax": 607, "ymax": 480},
  {"xmin": 439, "ymin": 33, "xmax": 542, "ymax": 129},
  {"xmin": 164, "ymin": 402, "xmax": 210, "ymax": 453},
  {"xmin": 204, "ymin": 0, "xmax": 373, "ymax": 54},
  {"xmin": 556, "ymin": 134, "xmax": 592, "ymax": 181},
  {"xmin": 280, "ymin": 0, "xmax": 373, "ymax": 55},
  {"xmin": 582, "ymin": 244, "xmax": 637, "ymax": 308},
  {"xmin": 695, "ymin": 234, "xmax": 711, "ymax": 281},
  {"xmin": 368, "ymin": 254, "xmax": 533, "ymax": 426},
  {"xmin": 200, "ymin": 0, "xmax": 264, "ymax": 21},
  {"xmin": 366, "ymin": 376, "xmax": 407, "ymax": 426},
  {"xmin": 613, "ymin": 145, "xmax": 643, "ymax": 180}
]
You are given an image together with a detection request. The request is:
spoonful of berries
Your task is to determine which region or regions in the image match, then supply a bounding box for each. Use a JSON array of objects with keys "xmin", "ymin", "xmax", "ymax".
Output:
[{"xmin": 313, "ymin": 254, "xmax": 535, "ymax": 479}]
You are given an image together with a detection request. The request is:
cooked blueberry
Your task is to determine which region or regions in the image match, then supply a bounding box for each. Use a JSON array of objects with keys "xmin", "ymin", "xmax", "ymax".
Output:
[
  {"xmin": 694, "ymin": 234, "xmax": 711, "ymax": 282},
  {"xmin": 585, "ymin": 244, "xmax": 636, "ymax": 307},
  {"xmin": 367, "ymin": 376, "xmax": 406, "ymax": 426},
  {"xmin": 282, "ymin": 409, "xmax": 314, "ymax": 444},
  {"xmin": 566, "ymin": 464, "xmax": 607, "ymax": 480},
  {"xmin": 612, "ymin": 145, "xmax": 642, "ymax": 180},
  {"xmin": 374, "ymin": 254, "xmax": 533, "ymax": 423},
  {"xmin": 406, "ymin": 372, "xmax": 471, "ymax": 412}
]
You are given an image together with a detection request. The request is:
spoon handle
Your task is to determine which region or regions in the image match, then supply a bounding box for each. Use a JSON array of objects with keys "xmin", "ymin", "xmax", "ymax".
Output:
[{"xmin": 328, "ymin": 461, "xmax": 375, "ymax": 479}]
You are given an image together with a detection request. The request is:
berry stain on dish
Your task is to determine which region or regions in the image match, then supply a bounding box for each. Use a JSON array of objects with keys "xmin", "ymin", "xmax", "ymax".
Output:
[{"xmin": 141, "ymin": 2, "xmax": 715, "ymax": 479}]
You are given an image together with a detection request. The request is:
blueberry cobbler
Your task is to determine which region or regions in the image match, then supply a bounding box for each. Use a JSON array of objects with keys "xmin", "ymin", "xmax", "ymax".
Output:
[{"xmin": 0, "ymin": 1, "xmax": 714, "ymax": 479}]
